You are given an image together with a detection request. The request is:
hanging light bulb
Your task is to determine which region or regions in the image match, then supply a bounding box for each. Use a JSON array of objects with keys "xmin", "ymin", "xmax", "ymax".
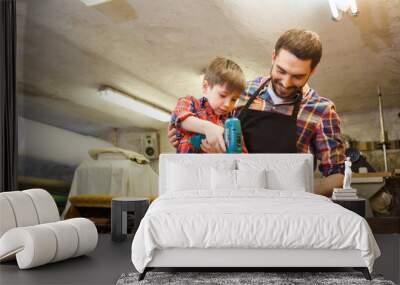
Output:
[{"xmin": 329, "ymin": 0, "xmax": 359, "ymax": 21}]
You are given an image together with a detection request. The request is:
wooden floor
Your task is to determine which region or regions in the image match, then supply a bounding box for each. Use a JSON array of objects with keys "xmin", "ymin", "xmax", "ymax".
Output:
[{"xmin": 0, "ymin": 234, "xmax": 134, "ymax": 285}]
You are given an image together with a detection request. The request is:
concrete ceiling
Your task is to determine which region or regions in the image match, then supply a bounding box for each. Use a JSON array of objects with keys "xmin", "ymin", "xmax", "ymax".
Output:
[{"xmin": 16, "ymin": 0, "xmax": 400, "ymax": 135}]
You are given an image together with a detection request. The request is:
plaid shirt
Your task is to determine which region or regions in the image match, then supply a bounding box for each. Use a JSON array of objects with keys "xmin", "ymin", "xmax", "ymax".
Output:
[
  {"xmin": 171, "ymin": 96, "xmax": 248, "ymax": 153},
  {"xmin": 238, "ymin": 76, "xmax": 345, "ymax": 177}
]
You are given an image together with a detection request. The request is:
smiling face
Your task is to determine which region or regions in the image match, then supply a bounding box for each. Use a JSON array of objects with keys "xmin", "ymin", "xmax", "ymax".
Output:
[
  {"xmin": 202, "ymin": 81, "xmax": 241, "ymax": 116},
  {"xmin": 270, "ymin": 48, "xmax": 315, "ymax": 99}
]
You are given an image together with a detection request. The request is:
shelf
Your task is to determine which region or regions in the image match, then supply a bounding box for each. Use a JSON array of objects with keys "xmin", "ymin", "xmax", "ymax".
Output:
[{"xmin": 367, "ymin": 217, "xmax": 400, "ymax": 234}]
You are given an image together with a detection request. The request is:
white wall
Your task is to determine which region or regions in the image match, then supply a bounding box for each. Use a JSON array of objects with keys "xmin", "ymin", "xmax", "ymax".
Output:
[
  {"xmin": 18, "ymin": 117, "xmax": 114, "ymax": 166},
  {"xmin": 115, "ymin": 126, "xmax": 175, "ymax": 155},
  {"xmin": 110, "ymin": 126, "xmax": 175, "ymax": 174},
  {"xmin": 117, "ymin": 130, "xmax": 152, "ymax": 154},
  {"xmin": 340, "ymin": 108, "xmax": 400, "ymax": 141}
]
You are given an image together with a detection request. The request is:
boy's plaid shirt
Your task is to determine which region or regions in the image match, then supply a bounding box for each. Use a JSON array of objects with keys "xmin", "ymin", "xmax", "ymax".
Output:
[
  {"xmin": 171, "ymin": 96, "xmax": 248, "ymax": 153},
  {"xmin": 171, "ymin": 96, "xmax": 227, "ymax": 153},
  {"xmin": 238, "ymin": 76, "xmax": 345, "ymax": 176}
]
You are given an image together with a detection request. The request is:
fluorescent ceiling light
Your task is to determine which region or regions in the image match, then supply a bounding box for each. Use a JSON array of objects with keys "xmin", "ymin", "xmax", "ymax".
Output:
[
  {"xmin": 329, "ymin": 0, "xmax": 358, "ymax": 21},
  {"xmin": 99, "ymin": 87, "xmax": 171, "ymax": 122},
  {"xmin": 80, "ymin": 0, "xmax": 112, "ymax": 6}
]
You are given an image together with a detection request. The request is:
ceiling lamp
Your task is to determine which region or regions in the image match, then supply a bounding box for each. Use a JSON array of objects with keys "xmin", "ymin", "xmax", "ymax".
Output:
[
  {"xmin": 80, "ymin": 0, "xmax": 112, "ymax": 6},
  {"xmin": 329, "ymin": 0, "xmax": 359, "ymax": 21},
  {"xmin": 99, "ymin": 87, "xmax": 171, "ymax": 122}
]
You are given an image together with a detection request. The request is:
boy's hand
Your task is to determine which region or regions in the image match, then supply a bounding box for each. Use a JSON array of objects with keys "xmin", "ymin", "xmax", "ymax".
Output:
[
  {"xmin": 200, "ymin": 139, "xmax": 225, "ymax": 153},
  {"xmin": 167, "ymin": 123, "xmax": 179, "ymax": 148},
  {"xmin": 203, "ymin": 121, "xmax": 226, "ymax": 153}
]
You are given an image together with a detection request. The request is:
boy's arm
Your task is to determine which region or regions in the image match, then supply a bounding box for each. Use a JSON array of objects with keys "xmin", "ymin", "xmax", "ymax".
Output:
[
  {"xmin": 169, "ymin": 96, "xmax": 197, "ymax": 149},
  {"xmin": 314, "ymin": 174, "xmax": 344, "ymax": 197},
  {"xmin": 181, "ymin": 117, "xmax": 226, "ymax": 152},
  {"xmin": 170, "ymin": 96, "xmax": 225, "ymax": 152}
]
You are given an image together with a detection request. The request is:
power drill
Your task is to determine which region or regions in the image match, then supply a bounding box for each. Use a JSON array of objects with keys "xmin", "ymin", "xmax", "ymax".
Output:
[{"xmin": 190, "ymin": 118, "xmax": 243, "ymax": 153}]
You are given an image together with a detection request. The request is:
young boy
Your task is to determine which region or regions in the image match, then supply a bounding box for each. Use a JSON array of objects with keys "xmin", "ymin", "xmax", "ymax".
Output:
[{"xmin": 170, "ymin": 57, "xmax": 247, "ymax": 153}]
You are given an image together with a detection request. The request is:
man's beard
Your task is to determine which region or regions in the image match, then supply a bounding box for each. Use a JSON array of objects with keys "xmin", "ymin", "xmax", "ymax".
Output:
[
  {"xmin": 270, "ymin": 77, "xmax": 303, "ymax": 100},
  {"xmin": 269, "ymin": 67, "xmax": 306, "ymax": 100}
]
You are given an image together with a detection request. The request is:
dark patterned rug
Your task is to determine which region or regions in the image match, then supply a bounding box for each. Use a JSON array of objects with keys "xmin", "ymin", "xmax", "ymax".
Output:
[{"xmin": 116, "ymin": 271, "xmax": 396, "ymax": 285}]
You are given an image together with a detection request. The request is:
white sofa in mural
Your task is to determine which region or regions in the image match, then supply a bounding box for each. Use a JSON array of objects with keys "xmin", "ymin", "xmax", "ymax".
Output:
[{"xmin": 0, "ymin": 189, "xmax": 98, "ymax": 269}]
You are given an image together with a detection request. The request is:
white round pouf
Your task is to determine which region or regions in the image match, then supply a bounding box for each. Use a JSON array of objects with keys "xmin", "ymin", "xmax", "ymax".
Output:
[{"xmin": 0, "ymin": 190, "xmax": 98, "ymax": 269}]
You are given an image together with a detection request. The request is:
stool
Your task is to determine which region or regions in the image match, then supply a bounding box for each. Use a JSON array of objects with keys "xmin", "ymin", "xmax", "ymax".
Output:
[{"xmin": 111, "ymin": 197, "xmax": 149, "ymax": 242}]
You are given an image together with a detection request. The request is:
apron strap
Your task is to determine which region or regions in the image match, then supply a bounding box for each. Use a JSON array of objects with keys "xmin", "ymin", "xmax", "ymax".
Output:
[
  {"xmin": 291, "ymin": 92, "xmax": 303, "ymax": 119},
  {"xmin": 237, "ymin": 79, "xmax": 269, "ymax": 120},
  {"xmin": 238, "ymin": 78, "xmax": 303, "ymax": 120}
]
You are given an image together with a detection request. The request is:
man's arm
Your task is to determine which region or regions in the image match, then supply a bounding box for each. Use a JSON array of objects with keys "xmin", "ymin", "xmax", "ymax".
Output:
[
  {"xmin": 314, "ymin": 173, "xmax": 343, "ymax": 197},
  {"xmin": 313, "ymin": 102, "xmax": 346, "ymax": 196},
  {"xmin": 167, "ymin": 123, "xmax": 179, "ymax": 148}
]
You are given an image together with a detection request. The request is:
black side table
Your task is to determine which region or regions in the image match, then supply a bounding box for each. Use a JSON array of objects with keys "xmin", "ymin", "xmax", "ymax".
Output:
[
  {"xmin": 111, "ymin": 197, "xmax": 149, "ymax": 242},
  {"xmin": 332, "ymin": 198, "xmax": 366, "ymax": 217}
]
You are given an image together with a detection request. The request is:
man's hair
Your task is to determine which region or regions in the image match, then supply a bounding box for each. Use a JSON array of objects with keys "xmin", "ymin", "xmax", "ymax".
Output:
[
  {"xmin": 204, "ymin": 57, "xmax": 246, "ymax": 93},
  {"xmin": 275, "ymin": 29, "xmax": 322, "ymax": 69}
]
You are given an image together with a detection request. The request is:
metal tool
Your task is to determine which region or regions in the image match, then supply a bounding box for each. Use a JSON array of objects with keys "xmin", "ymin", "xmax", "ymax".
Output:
[
  {"xmin": 377, "ymin": 85, "xmax": 388, "ymax": 171},
  {"xmin": 190, "ymin": 117, "xmax": 243, "ymax": 153}
]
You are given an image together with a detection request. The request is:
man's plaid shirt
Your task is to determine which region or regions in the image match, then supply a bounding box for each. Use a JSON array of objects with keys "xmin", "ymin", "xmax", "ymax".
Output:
[{"xmin": 238, "ymin": 76, "xmax": 345, "ymax": 177}]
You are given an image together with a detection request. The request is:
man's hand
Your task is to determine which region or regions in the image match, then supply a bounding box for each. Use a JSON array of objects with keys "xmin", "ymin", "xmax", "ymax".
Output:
[
  {"xmin": 167, "ymin": 123, "xmax": 178, "ymax": 148},
  {"xmin": 314, "ymin": 173, "xmax": 344, "ymax": 197}
]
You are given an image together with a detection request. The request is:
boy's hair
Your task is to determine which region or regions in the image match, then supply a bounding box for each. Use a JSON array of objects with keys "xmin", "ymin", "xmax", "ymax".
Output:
[
  {"xmin": 203, "ymin": 57, "xmax": 246, "ymax": 93},
  {"xmin": 275, "ymin": 29, "xmax": 322, "ymax": 70}
]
